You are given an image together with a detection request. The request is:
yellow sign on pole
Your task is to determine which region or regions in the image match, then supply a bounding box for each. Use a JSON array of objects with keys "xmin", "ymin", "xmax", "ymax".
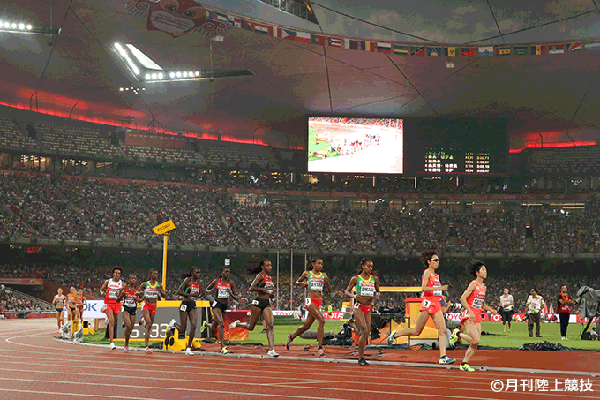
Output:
[
  {"xmin": 153, "ymin": 220, "xmax": 176, "ymax": 291},
  {"xmin": 153, "ymin": 220, "xmax": 176, "ymax": 235}
]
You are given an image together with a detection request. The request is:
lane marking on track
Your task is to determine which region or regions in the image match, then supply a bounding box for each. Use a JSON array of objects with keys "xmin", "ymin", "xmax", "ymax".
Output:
[
  {"xmin": 0, "ymin": 377, "xmax": 345, "ymax": 400},
  {"xmin": 0, "ymin": 388, "xmax": 163, "ymax": 400},
  {"xmin": 0, "ymin": 365, "xmax": 591, "ymax": 399}
]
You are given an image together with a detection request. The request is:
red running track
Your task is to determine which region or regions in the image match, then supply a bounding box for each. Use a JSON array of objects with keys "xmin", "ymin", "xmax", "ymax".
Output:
[{"xmin": 0, "ymin": 319, "xmax": 598, "ymax": 400}]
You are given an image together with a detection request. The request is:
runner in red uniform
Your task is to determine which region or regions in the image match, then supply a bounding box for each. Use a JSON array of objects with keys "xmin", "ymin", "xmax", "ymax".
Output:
[
  {"xmin": 344, "ymin": 258, "xmax": 380, "ymax": 366},
  {"xmin": 229, "ymin": 260, "xmax": 279, "ymax": 357},
  {"xmin": 175, "ymin": 267, "xmax": 206, "ymax": 356},
  {"xmin": 387, "ymin": 251, "xmax": 455, "ymax": 365},
  {"xmin": 52, "ymin": 288, "xmax": 66, "ymax": 331},
  {"xmin": 205, "ymin": 266, "xmax": 240, "ymax": 355},
  {"xmin": 100, "ymin": 267, "xmax": 124, "ymax": 350},
  {"xmin": 118, "ymin": 274, "xmax": 139, "ymax": 352},
  {"xmin": 451, "ymin": 259, "xmax": 497, "ymax": 372},
  {"xmin": 136, "ymin": 269, "xmax": 165, "ymax": 354},
  {"xmin": 286, "ymin": 258, "xmax": 333, "ymax": 357},
  {"xmin": 76, "ymin": 289, "xmax": 86, "ymax": 320}
]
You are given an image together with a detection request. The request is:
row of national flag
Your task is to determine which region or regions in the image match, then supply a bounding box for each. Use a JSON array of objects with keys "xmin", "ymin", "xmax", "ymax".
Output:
[{"xmin": 205, "ymin": 10, "xmax": 600, "ymax": 56}]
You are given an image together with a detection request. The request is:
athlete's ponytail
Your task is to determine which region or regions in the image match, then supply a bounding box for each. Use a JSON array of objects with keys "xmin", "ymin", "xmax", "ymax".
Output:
[{"xmin": 246, "ymin": 259, "xmax": 269, "ymax": 275}]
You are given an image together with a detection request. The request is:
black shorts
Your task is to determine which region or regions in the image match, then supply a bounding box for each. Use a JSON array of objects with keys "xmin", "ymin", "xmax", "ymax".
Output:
[
  {"xmin": 56, "ymin": 308, "xmax": 64, "ymax": 313},
  {"xmin": 179, "ymin": 301, "xmax": 197, "ymax": 313},
  {"xmin": 250, "ymin": 298, "xmax": 271, "ymax": 312},
  {"xmin": 501, "ymin": 309, "xmax": 514, "ymax": 323},
  {"xmin": 70, "ymin": 307, "xmax": 77, "ymax": 313},
  {"xmin": 212, "ymin": 301, "xmax": 228, "ymax": 313},
  {"xmin": 123, "ymin": 306, "xmax": 137, "ymax": 316}
]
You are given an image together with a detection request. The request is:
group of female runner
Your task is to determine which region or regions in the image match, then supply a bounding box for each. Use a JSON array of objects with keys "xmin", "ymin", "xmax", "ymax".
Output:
[
  {"xmin": 95, "ymin": 252, "xmax": 493, "ymax": 370},
  {"xmin": 53, "ymin": 287, "xmax": 87, "ymax": 331}
]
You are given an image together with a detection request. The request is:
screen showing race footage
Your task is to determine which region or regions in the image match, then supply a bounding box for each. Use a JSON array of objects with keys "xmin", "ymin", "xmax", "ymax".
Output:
[{"xmin": 308, "ymin": 117, "xmax": 404, "ymax": 174}]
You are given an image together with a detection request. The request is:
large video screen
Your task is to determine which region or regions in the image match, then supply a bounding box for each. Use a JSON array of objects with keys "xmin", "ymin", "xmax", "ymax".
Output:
[
  {"xmin": 308, "ymin": 117, "xmax": 403, "ymax": 174},
  {"xmin": 403, "ymin": 118, "xmax": 509, "ymax": 175}
]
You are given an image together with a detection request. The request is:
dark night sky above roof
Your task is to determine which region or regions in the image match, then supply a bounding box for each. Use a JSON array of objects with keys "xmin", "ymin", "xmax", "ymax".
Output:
[{"xmin": 1, "ymin": 0, "xmax": 600, "ymax": 149}]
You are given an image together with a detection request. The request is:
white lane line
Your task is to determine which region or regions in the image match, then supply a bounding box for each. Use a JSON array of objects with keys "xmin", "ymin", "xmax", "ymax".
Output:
[
  {"xmin": 0, "ymin": 388, "xmax": 163, "ymax": 400},
  {"xmin": 0, "ymin": 377, "xmax": 344, "ymax": 400}
]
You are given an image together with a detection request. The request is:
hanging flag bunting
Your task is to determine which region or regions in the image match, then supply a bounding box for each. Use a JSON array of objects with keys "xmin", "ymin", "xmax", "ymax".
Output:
[
  {"xmin": 254, "ymin": 23, "xmax": 273, "ymax": 36},
  {"xmin": 585, "ymin": 42, "xmax": 600, "ymax": 50},
  {"xmin": 347, "ymin": 39, "xmax": 360, "ymax": 50},
  {"xmin": 478, "ymin": 47, "xmax": 493, "ymax": 56},
  {"xmin": 227, "ymin": 16, "xmax": 241, "ymax": 28},
  {"xmin": 363, "ymin": 41, "xmax": 376, "ymax": 52},
  {"xmin": 241, "ymin": 19, "xmax": 254, "ymax": 31},
  {"xmin": 296, "ymin": 32, "xmax": 311, "ymax": 43},
  {"xmin": 513, "ymin": 46, "xmax": 529, "ymax": 56},
  {"xmin": 549, "ymin": 43, "xmax": 565, "ymax": 54},
  {"xmin": 444, "ymin": 47, "xmax": 456, "ymax": 57},
  {"xmin": 311, "ymin": 34, "xmax": 326, "ymax": 45},
  {"xmin": 276, "ymin": 27, "xmax": 296, "ymax": 41},
  {"xmin": 530, "ymin": 45, "xmax": 546, "ymax": 55},
  {"xmin": 461, "ymin": 47, "xmax": 476, "ymax": 57},
  {"xmin": 495, "ymin": 46, "xmax": 511, "ymax": 56},
  {"xmin": 427, "ymin": 47, "xmax": 442, "ymax": 56},
  {"xmin": 377, "ymin": 42, "xmax": 392, "ymax": 53},
  {"xmin": 328, "ymin": 37, "xmax": 342, "ymax": 48},
  {"xmin": 410, "ymin": 46, "xmax": 425, "ymax": 56},
  {"xmin": 393, "ymin": 44, "xmax": 409, "ymax": 55},
  {"xmin": 204, "ymin": 8, "xmax": 600, "ymax": 59}
]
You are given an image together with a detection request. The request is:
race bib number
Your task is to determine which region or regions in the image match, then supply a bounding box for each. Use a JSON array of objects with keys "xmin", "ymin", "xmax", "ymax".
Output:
[
  {"xmin": 472, "ymin": 298, "xmax": 484, "ymax": 309},
  {"xmin": 310, "ymin": 281, "xmax": 323, "ymax": 291},
  {"xmin": 265, "ymin": 285, "xmax": 274, "ymax": 295},
  {"xmin": 530, "ymin": 302, "xmax": 541, "ymax": 312},
  {"xmin": 211, "ymin": 300, "xmax": 217, "ymax": 307},
  {"xmin": 251, "ymin": 300, "xmax": 259, "ymax": 306},
  {"xmin": 179, "ymin": 304, "xmax": 187, "ymax": 312},
  {"xmin": 124, "ymin": 299, "xmax": 136, "ymax": 307},
  {"xmin": 422, "ymin": 299, "xmax": 431, "ymax": 308},
  {"xmin": 218, "ymin": 289, "xmax": 229, "ymax": 298},
  {"xmin": 360, "ymin": 285, "xmax": 375, "ymax": 297},
  {"xmin": 433, "ymin": 287, "xmax": 442, "ymax": 297},
  {"xmin": 108, "ymin": 291, "xmax": 118, "ymax": 299}
]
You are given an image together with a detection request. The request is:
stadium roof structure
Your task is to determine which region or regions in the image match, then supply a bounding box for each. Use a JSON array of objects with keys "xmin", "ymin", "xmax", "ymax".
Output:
[{"xmin": 2, "ymin": 0, "xmax": 600, "ymax": 149}]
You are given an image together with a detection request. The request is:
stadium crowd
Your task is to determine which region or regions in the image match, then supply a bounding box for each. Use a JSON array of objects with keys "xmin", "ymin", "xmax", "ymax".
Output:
[{"xmin": 3, "ymin": 172, "xmax": 600, "ymax": 254}]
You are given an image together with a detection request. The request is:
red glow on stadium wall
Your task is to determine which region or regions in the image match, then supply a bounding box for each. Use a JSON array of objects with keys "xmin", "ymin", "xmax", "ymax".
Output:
[{"xmin": 509, "ymin": 141, "xmax": 597, "ymax": 153}]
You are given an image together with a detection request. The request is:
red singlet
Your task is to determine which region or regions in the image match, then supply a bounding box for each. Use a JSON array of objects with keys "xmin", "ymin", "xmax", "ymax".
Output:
[{"xmin": 460, "ymin": 280, "xmax": 486, "ymax": 326}]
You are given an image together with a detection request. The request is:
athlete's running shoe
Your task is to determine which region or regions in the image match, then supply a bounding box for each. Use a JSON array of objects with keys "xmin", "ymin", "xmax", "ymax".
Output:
[
  {"xmin": 145, "ymin": 347, "xmax": 152, "ymax": 354},
  {"xmin": 220, "ymin": 347, "xmax": 230, "ymax": 355},
  {"xmin": 110, "ymin": 342, "xmax": 117, "ymax": 350},
  {"xmin": 124, "ymin": 346, "xmax": 129, "ymax": 352},
  {"xmin": 168, "ymin": 319, "xmax": 177, "ymax": 329},
  {"xmin": 386, "ymin": 330, "xmax": 397, "ymax": 346},
  {"xmin": 358, "ymin": 358, "xmax": 369, "ymax": 366},
  {"xmin": 286, "ymin": 334, "xmax": 293, "ymax": 351},
  {"xmin": 318, "ymin": 348, "xmax": 326, "ymax": 357},
  {"xmin": 228, "ymin": 320, "xmax": 239, "ymax": 329},
  {"xmin": 266, "ymin": 349, "xmax": 279, "ymax": 358},
  {"xmin": 439, "ymin": 356, "xmax": 455, "ymax": 365},
  {"xmin": 185, "ymin": 347, "xmax": 194, "ymax": 356},
  {"xmin": 449, "ymin": 328, "xmax": 460, "ymax": 345},
  {"xmin": 460, "ymin": 363, "xmax": 475, "ymax": 372},
  {"xmin": 199, "ymin": 320, "xmax": 207, "ymax": 333}
]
